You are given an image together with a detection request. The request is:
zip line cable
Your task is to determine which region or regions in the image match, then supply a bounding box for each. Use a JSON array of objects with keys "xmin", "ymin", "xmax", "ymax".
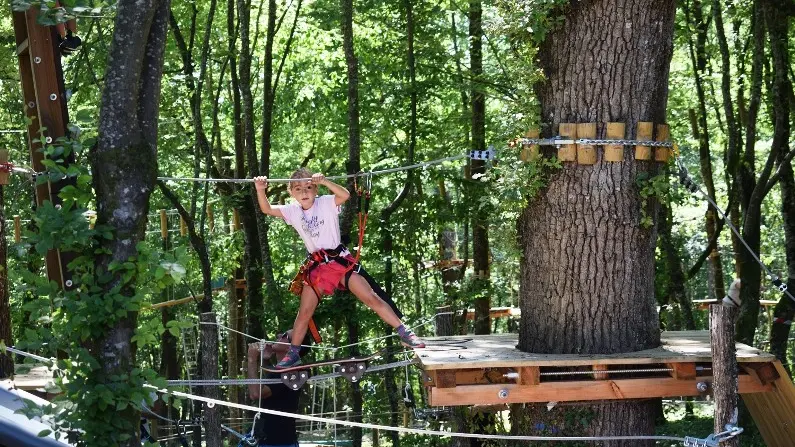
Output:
[
  {"xmin": 676, "ymin": 157, "xmax": 795, "ymax": 305},
  {"xmin": 144, "ymin": 384, "xmax": 740, "ymax": 446},
  {"xmin": 157, "ymin": 154, "xmax": 469, "ymax": 184}
]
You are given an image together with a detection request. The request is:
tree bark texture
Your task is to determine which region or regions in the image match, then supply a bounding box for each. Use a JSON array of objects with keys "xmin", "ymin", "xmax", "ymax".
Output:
[
  {"xmin": 340, "ymin": 2, "xmax": 362, "ymax": 445},
  {"xmin": 515, "ymin": 0, "xmax": 674, "ymax": 443},
  {"xmin": 90, "ymin": 0, "xmax": 170, "ymax": 444},
  {"xmin": 340, "ymin": 0, "xmax": 361, "ymax": 237},
  {"xmin": 469, "ymin": 0, "xmax": 490, "ymax": 338},
  {"xmin": 237, "ymin": 0, "xmax": 266, "ymax": 339},
  {"xmin": 0, "ymin": 186, "xmax": 11, "ymax": 378},
  {"xmin": 710, "ymin": 304, "xmax": 739, "ymax": 447},
  {"xmin": 200, "ymin": 312, "xmax": 221, "ymax": 447}
]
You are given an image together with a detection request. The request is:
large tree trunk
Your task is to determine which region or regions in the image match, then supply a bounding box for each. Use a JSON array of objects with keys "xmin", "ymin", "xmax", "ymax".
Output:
[
  {"xmin": 89, "ymin": 1, "xmax": 171, "ymax": 444},
  {"xmin": 513, "ymin": 0, "xmax": 674, "ymax": 444}
]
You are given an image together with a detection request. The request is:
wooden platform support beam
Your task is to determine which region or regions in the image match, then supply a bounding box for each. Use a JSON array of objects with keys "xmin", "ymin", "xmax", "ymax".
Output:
[{"xmin": 428, "ymin": 374, "xmax": 770, "ymax": 407}]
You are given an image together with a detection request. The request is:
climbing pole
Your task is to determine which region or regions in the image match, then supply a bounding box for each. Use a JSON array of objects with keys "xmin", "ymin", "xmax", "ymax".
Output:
[{"xmin": 11, "ymin": 7, "xmax": 75, "ymax": 288}]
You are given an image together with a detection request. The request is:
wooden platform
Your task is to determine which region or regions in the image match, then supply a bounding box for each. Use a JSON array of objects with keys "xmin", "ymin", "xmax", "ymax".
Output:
[
  {"xmin": 10, "ymin": 364, "xmax": 55, "ymax": 391},
  {"xmin": 416, "ymin": 331, "xmax": 779, "ymax": 408}
]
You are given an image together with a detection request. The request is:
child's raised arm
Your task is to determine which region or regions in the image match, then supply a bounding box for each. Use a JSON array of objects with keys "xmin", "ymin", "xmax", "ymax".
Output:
[
  {"xmin": 254, "ymin": 176, "xmax": 284, "ymax": 218},
  {"xmin": 312, "ymin": 173, "xmax": 350, "ymax": 206}
]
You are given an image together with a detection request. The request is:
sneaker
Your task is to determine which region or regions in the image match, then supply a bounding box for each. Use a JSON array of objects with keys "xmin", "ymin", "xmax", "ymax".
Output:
[
  {"xmin": 399, "ymin": 330, "xmax": 426, "ymax": 349},
  {"xmin": 275, "ymin": 350, "xmax": 302, "ymax": 369}
]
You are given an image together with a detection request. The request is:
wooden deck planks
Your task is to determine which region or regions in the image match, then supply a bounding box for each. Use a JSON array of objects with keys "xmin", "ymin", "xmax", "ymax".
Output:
[{"xmin": 416, "ymin": 331, "xmax": 774, "ymax": 370}]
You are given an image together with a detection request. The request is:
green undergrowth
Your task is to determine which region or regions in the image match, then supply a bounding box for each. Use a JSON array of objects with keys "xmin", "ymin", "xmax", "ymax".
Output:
[{"xmin": 654, "ymin": 402, "xmax": 766, "ymax": 446}]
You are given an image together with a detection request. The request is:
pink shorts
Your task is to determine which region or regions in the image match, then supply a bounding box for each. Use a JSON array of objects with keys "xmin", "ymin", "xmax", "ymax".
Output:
[{"xmin": 306, "ymin": 255, "xmax": 356, "ymax": 296}]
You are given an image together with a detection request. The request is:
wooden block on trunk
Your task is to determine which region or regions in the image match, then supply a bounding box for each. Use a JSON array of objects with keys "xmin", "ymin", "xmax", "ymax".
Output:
[
  {"xmin": 576, "ymin": 123, "xmax": 597, "ymax": 165},
  {"xmin": 558, "ymin": 123, "xmax": 577, "ymax": 162},
  {"xmin": 521, "ymin": 128, "xmax": 540, "ymax": 162},
  {"xmin": 634, "ymin": 122, "xmax": 653, "ymax": 160},
  {"xmin": 604, "ymin": 122, "xmax": 625, "ymax": 162},
  {"xmin": 0, "ymin": 149, "xmax": 8, "ymax": 185},
  {"xmin": 655, "ymin": 123, "xmax": 671, "ymax": 162}
]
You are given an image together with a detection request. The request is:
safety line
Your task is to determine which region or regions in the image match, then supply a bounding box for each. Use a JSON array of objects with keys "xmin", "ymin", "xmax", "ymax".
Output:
[
  {"xmin": 158, "ymin": 154, "xmax": 468, "ymax": 184},
  {"xmin": 676, "ymin": 158, "xmax": 795, "ymax": 305},
  {"xmin": 3, "ymin": 346, "xmax": 52, "ymax": 363},
  {"xmin": 145, "ymin": 385, "xmax": 695, "ymax": 444}
]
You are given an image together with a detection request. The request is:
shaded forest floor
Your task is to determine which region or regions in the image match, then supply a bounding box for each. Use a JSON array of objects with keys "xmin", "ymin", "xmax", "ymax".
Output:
[{"xmin": 654, "ymin": 402, "xmax": 766, "ymax": 446}]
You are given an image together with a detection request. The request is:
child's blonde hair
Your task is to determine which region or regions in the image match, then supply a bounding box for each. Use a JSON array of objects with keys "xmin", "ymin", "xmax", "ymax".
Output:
[{"xmin": 290, "ymin": 167, "xmax": 313, "ymax": 190}]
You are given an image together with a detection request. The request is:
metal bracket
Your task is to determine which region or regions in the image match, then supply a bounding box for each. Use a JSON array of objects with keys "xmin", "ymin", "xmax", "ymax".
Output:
[
  {"xmin": 337, "ymin": 361, "xmax": 367, "ymax": 383},
  {"xmin": 280, "ymin": 369, "xmax": 310, "ymax": 390}
]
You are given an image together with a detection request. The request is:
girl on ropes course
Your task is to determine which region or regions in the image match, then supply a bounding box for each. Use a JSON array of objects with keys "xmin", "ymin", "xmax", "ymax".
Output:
[{"xmin": 254, "ymin": 168, "xmax": 425, "ymax": 369}]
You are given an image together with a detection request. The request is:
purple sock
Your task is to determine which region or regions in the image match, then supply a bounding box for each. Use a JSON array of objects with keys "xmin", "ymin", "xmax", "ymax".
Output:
[
  {"xmin": 397, "ymin": 324, "xmax": 408, "ymax": 337},
  {"xmin": 287, "ymin": 345, "xmax": 300, "ymax": 357}
]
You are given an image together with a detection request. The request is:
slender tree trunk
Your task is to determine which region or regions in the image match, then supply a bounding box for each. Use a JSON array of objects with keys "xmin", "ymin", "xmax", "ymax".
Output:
[
  {"xmin": 513, "ymin": 1, "xmax": 674, "ymax": 444},
  {"xmin": 237, "ymin": 0, "xmax": 265, "ymax": 339},
  {"xmin": 89, "ymin": 1, "xmax": 171, "ymax": 444},
  {"xmin": 687, "ymin": 0, "xmax": 726, "ymax": 300},
  {"xmin": 736, "ymin": 3, "xmax": 781, "ymax": 345},
  {"xmin": 469, "ymin": 0, "xmax": 490, "ymax": 338},
  {"xmin": 658, "ymin": 197, "xmax": 696, "ymax": 330},
  {"xmin": 340, "ymin": 1, "xmax": 362, "ymax": 445},
  {"xmin": 0, "ymin": 186, "xmax": 11, "ymax": 378},
  {"xmin": 763, "ymin": 0, "xmax": 793, "ymax": 366}
]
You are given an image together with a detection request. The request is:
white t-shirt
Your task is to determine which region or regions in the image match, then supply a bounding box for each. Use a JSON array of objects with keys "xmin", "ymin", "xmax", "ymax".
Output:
[{"xmin": 277, "ymin": 195, "xmax": 345, "ymax": 254}]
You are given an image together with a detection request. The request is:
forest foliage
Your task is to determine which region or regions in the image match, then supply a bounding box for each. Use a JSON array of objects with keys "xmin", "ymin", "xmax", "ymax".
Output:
[{"xmin": 0, "ymin": 0, "xmax": 793, "ymax": 445}]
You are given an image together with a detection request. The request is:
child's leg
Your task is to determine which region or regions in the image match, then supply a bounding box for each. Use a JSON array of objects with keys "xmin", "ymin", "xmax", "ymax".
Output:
[
  {"xmin": 344, "ymin": 273, "xmax": 402, "ymax": 327},
  {"xmin": 290, "ymin": 284, "xmax": 320, "ymax": 348}
]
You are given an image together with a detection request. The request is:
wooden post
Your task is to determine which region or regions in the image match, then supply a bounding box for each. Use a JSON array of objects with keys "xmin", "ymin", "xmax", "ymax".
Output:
[
  {"xmin": 710, "ymin": 303, "xmax": 740, "ymax": 447},
  {"xmin": 13, "ymin": 216, "xmax": 21, "ymax": 243},
  {"xmin": 207, "ymin": 203, "xmax": 214, "ymax": 232},
  {"xmin": 159, "ymin": 209, "xmax": 168, "ymax": 240},
  {"xmin": 521, "ymin": 129, "xmax": 540, "ymax": 162},
  {"xmin": 435, "ymin": 305, "xmax": 453, "ymax": 337},
  {"xmin": 558, "ymin": 123, "xmax": 577, "ymax": 162},
  {"xmin": 179, "ymin": 216, "xmax": 187, "ymax": 237},
  {"xmin": 576, "ymin": 123, "xmax": 597, "ymax": 165},
  {"xmin": 0, "ymin": 150, "xmax": 9, "ymax": 186},
  {"xmin": 13, "ymin": 8, "xmax": 76, "ymax": 289},
  {"xmin": 604, "ymin": 122, "xmax": 625, "ymax": 162},
  {"xmin": 634, "ymin": 122, "xmax": 653, "ymax": 160},
  {"xmin": 655, "ymin": 123, "xmax": 671, "ymax": 162}
]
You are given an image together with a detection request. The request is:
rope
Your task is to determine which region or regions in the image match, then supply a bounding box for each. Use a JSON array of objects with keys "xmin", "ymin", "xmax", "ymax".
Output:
[
  {"xmin": 676, "ymin": 158, "xmax": 795, "ymax": 305},
  {"xmin": 157, "ymin": 154, "xmax": 467, "ymax": 184},
  {"xmin": 145, "ymin": 385, "xmax": 702, "ymax": 444}
]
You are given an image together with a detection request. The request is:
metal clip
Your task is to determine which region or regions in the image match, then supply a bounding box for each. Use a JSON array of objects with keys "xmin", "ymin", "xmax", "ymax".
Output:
[{"xmin": 469, "ymin": 146, "xmax": 496, "ymax": 160}]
